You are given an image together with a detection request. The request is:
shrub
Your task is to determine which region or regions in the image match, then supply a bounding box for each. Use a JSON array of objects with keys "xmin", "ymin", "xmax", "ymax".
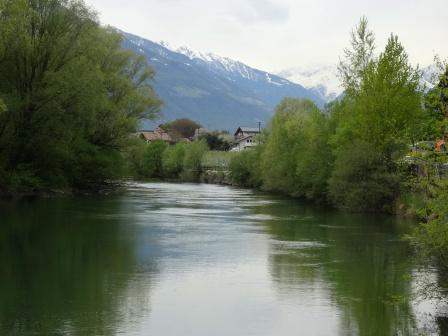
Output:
[
  {"xmin": 328, "ymin": 142, "xmax": 401, "ymax": 212},
  {"xmin": 124, "ymin": 138, "xmax": 147, "ymax": 177},
  {"xmin": 229, "ymin": 149, "xmax": 262, "ymax": 187},
  {"xmin": 142, "ymin": 141, "xmax": 168, "ymax": 178},
  {"xmin": 181, "ymin": 140, "xmax": 208, "ymax": 182},
  {"xmin": 162, "ymin": 142, "xmax": 188, "ymax": 178}
]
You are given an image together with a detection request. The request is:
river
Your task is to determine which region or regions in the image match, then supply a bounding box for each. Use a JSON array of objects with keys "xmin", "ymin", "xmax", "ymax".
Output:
[{"xmin": 0, "ymin": 182, "xmax": 439, "ymax": 335}]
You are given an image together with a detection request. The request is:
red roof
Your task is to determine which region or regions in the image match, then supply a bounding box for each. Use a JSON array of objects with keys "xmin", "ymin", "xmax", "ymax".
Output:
[{"xmin": 140, "ymin": 128, "xmax": 172, "ymax": 142}]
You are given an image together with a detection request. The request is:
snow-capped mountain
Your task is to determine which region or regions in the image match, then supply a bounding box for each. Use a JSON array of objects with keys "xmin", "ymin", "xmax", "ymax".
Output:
[
  {"xmin": 278, "ymin": 65, "xmax": 343, "ymax": 103},
  {"xmin": 175, "ymin": 45, "xmax": 290, "ymax": 85},
  {"xmin": 421, "ymin": 64, "xmax": 441, "ymax": 90},
  {"xmin": 279, "ymin": 63, "xmax": 441, "ymax": 102},
  {"xmin": 121, "ymin": 31, "xmax": 325, "ymax": 130}
]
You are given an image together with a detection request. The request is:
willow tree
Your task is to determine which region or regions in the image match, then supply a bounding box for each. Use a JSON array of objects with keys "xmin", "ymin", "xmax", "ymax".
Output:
[{"xmin": 0, "ymin": 0, "xmax": 161, "ymax": 191}]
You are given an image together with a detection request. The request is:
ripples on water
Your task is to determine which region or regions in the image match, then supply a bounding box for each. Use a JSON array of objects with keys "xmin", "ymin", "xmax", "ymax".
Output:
[{"xmin": 0, "ymin": 182, "xmax": 440, "ymax": 335}]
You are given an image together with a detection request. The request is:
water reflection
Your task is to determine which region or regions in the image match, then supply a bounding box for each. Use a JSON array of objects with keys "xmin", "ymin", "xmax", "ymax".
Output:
[
  {"xmin": 0, "ymin": 196, "xmax": 156, "ymax": 335},
  {"xmin": 0, "ymin": 183, "xmax": 433, "ymax": 335},
  {"xmin": 252, "ymin": 198, "xmax": 417, "ymax": 335}
]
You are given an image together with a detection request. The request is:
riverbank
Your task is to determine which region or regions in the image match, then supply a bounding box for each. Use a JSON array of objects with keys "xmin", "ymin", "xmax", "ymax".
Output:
[
  {"xmin": 199, "ymin": 168, "xmax": 426, "ymax": 219},
  {"xmin": 0, "ymin": 180, "xmax": 126, "ymax": 201},
  {"xmin": 0, "ymin": 167, "xmax": 426, "ymax": 221}
]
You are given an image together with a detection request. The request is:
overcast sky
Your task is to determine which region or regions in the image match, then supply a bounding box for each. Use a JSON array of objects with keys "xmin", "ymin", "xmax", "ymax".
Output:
[{"xmin": 85, "ymin": 0, "xmax": 448, "ymax": 72}]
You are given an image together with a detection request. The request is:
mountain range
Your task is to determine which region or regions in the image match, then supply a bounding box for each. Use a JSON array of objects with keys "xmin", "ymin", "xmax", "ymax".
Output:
[
  {"xmin": 121, "ymin": 31, "xmax": 327, "ymax": 131},
  {"xmin": 122, "ymin": 30, "xmax": 438, "ymax": 131}
]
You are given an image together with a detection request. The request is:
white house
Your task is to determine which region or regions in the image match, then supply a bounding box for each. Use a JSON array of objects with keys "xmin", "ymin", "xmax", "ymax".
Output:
[
  {"xmin": 231, "ymin": 126, "xmax": 261, "ymax": 151},
  {"xmin": 231, "ymin": 135, "xmax": 258, "ymax": 151}
]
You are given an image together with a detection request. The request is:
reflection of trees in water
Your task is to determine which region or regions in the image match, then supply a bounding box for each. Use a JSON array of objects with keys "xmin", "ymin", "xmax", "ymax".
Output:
[
  {"xmin": 0, "ymin": 196, "xmax": 158, "ymax": 335},
  {"xmin": 251, "ymin": 197, "xmax": 416, "ymax": 336}
]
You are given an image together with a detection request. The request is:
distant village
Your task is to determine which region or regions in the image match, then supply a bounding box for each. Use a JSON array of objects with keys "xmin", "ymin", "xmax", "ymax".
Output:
[{"xmin": 137, "ymin": 119, "xmax": 262, "ymax": 152}]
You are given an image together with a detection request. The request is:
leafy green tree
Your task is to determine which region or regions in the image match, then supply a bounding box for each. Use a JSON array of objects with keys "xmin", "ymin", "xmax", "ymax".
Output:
[
  {"xmin": 199, "ymin": 133, "xmax": 231, "ymax": 151},
  {"xmin": 125, "ymin": 137, "xmax": 148, "ymax": 177},
  {"xmin": 162, "ymin": 142, "xmax": 188, "ymax": 178},
  {"xmin": 295, "ymin": 114, "xmax": 333, "ymax": 200},
  {"xmin": 334, "ymin": 32, "xmax": 422, "ymax": 155},
  {"xmin": 329, "ymin": 20, "xmax": 423, "ymax": 211},
  {"xmin": 338, "ymin": 16, "xmax": 376, "ymax": 96},
  {"xmin": 261, "ymin": 98, "xmax": 313, "ymax": 194},
  {"xmin": 229, "ymin": 148, "xmax": 262, "ymax": 188},
  {"xmin": 0, "ymin": 0, "xmax": 161, "ymax": 191},
  {"xmin": 142, "ymin": 141, "xmax": 168, "ymax": 178},
  {"xmin": 181, "ymin": 140, "xmax": 208, "ymax": 181},
  {"xmin": 424, "ymin": 58, "xmax": 448, "ymax": 139},
  {"xmin": 261, "ymin": 98, "xmax": 330, "ymax": 198},
  {"xmin": 161, "ymin": 118, "xmax": 201, "ymax": 139},
  {"xmin": 329, "ymin": 141, "xmax": 401, "ymax": 211}
]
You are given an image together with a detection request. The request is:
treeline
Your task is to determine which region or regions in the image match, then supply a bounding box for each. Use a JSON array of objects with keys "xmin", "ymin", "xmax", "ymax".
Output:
[
  {"xmin": 229, "ymin": 18, "xmax": 447, "ymax": 214},
  {"xmin": 127, "ymin": 139, "xmax": 209, "ymax": 182},
  {"xmin": 0, "ymin": 0, "xmax": 161, "ymax": 193}
]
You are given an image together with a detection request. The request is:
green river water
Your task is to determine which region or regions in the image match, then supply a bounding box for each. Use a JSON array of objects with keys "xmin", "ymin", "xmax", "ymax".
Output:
[{"xmin": 0, "ymin": 183, "xmax": 441, "ymax": 335}]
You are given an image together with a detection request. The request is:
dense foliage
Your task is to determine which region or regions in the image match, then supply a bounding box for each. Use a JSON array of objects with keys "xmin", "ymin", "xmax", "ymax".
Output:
[
  {"xmin": 128, "ymin": 139, "xmax": 209, "ymax": 182},
  {"xmin": 199, "ymin": 133, "xmax": 232, "ymax": 151},
  {"xmin": 228, "ymin": 18, "xmax": 433, "ymax": 212},
  {"xmin": 162, "ymin": 142, "xmax": 188, "ymax": 178},
  {"xmin": 229, "ymin": 148, "xmax": 262, "ymax": 188},
  {"xmin": 261, "ymin": 98, "xmax": 331, "ymax": 199},
  {"xmin": 0, "ymin": 0, "xmax": 161, "ymax": 192},
  {"xmin": 160, "ymin": 118, "xmax": 201, "ymax": 139}
]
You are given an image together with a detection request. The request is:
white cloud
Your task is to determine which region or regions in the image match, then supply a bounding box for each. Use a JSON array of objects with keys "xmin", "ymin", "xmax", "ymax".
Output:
[{"xmin": 227, "ymin": 0, "xmax": 290, "ymax": 24}]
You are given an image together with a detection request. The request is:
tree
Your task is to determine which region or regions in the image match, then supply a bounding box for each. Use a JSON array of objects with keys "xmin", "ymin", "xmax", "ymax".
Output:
[
  {"xmin": 329, "ymin": 21, "xmax": 424, "ymax": 211},
  {"xmin": 162, "ymin": 142, "xmax": 188, "ymax": 178},
  {"xmin": 181, "ymin": 140, "xmax": 208, "ymax": 181},
  {"xmin": 338, "ymin": 16, "xmax": 376, "ymax": 96},
  {"xmin": 328, "ymin": 141, "xmax": 401, "ymax": 211},
  {"xmin": 0, "ymin": 0, "xmax": 161, "ymax": 191},
  {"xmin": 229, "ymin": 148, "xmax": 262, "ymax": 188},
  {"xmin": 142, "ymin": 141, "xmax": 168, "ymax": 178},
  {"xmin": 294, "ymin": 107, "xmax": 333, "ymax": 200},
  {"xmin": 424, "ymin": 58, "xmax": 448, "ymax": 139},
  {"xmin": 161, "ymin": 118, "xmax": 201, "ymax": 139},
  {"xmin": 199, "ymin": 133, "xmax": 231, "ymax": 151},
  {"xmin": 356, "ymin": 34, "xmax": 422, "ymax": 152},
  {"xmin": 261, "ymin": 98, "xmax": 330, "ymax": 198}
]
